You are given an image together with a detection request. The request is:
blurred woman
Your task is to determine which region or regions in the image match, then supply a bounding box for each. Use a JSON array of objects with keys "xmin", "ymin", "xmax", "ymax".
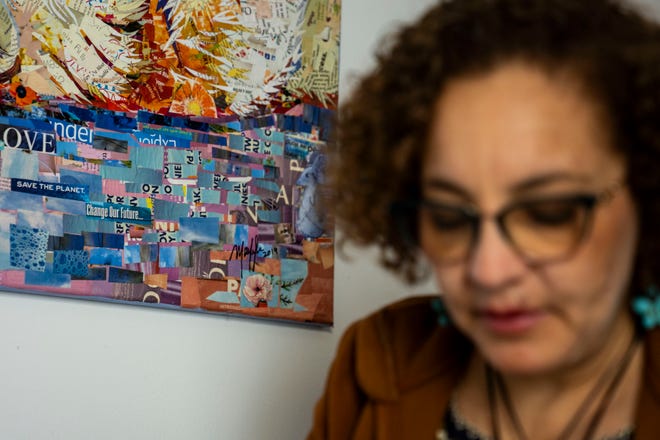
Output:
[{"xmin": 309, "ymin": 0, "xmax": 660, "ymax": 438}]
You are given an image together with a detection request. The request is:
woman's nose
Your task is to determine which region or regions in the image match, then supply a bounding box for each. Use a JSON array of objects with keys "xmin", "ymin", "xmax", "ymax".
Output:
[{"xmin": 466, "ymin": 219, "xmax": 526, "ymax": 292}]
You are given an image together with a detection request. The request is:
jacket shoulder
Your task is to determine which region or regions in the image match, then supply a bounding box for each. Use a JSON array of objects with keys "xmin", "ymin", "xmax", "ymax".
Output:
[
  {"xmin": 308, "ymin": 296, "xmax": 469, "ymax": 439},
  {"xmin": 351, "ymin": 296, "xmax": 471, "ymax": 401}
]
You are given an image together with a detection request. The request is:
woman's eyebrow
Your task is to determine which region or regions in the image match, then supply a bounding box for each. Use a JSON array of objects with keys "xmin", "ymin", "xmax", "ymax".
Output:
[
  {"xmin": 422, "ymin": 177, "xmax": 473, "ymax": 200},
  {"xmin": 422, "ymin": 172, "xmax": 592, "ymax": 201},
  {"xmin": 509, "ymin": 172, "xmax": 592, "ymax": 194}
]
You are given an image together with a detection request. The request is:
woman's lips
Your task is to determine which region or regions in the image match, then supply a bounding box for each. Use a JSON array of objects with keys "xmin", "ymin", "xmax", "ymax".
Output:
[{"xmin": 477, "ymin": 309, "xmax": 545, "ymax": 335}]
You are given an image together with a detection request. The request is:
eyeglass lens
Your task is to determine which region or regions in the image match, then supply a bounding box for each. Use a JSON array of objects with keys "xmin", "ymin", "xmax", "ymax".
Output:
[{"xmin": 418, "ymin": 197, "xmax": 593, "ymax": 264}]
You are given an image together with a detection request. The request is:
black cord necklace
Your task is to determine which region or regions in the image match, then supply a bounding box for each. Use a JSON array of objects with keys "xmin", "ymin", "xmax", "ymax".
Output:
[{"xmin": 486, "ymin": 335, "xmax": 639, "ymax": 440}]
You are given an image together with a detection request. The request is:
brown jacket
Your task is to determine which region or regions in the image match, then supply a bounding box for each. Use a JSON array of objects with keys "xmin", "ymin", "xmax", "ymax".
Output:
[{"xmin": 308, "ymin": 296, "xmax": 660, "ymax": 439}]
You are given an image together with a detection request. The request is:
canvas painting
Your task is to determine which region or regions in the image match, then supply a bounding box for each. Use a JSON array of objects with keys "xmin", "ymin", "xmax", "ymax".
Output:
[{"xmin": 0, "ymin": 0, "xmax": 338, "ymax": 324}]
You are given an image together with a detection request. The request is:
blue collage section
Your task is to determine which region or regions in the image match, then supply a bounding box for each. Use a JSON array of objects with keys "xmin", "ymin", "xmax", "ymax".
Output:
[
  {"xmin": 302, "ymin": 105, "xmax": 334, "ymax": 141},
  {"xmin": 108, "ymin": 267, "xmax": 142, "ymax": 283},
  {"xmin": 158, "ymin": 246, "xmax": 177, "ymax": 267},
  {"xmin": 0, "ymin": 191, "xmax": 43, "ymax": 211},
  {"xmin": 140, "ymin": 244, "xmax": 158, "ymax": 262},
  {"xmin": 228, "ymin": 134, "xmax": 243, "ymax": 150},
  {"xmin": 196, "ymin": 172, "xmax": 213, "ymax": 188},
  {"xmin": 125, "ymin": 182, "xmax": 185, "ymax": 197},
  {"xmin": 254, "ymin": 179, "xmax": 280, "ymax": 192},
  {"xmin": 25, "ymin": 271, "xmax": 71, "ymax": 288},
  {"xmin": 17, "ymin": 210, "xmax": 63, "ymax": 237},
  {"xmin": 206, "ymin": 291, "xmax": 240, "ymax": 304},
  {"xmin": 10, "ymin": 225, "xmax": 48, "ymax": 272},
  {"xmin": 82, "ymin": 232, "xmax": 124, "ymax": 249},
  {"xmin": 262, "ymin": 165, "xmax": 280, "ymax": 179},
  {"xmin": 211, "ymin": 180, "xmax": 235, "ymax": 191},
  {"xmin": 239, "ymin": 115, "xmax": 275, "ymax": 131},
  {"xmin": 284, "ymin": 135, "xmax": 318, "ymax": 160},
  {"xmin": 99, "ymin": 165, "xmax": 162, "ymax": 184},
  {"xmin": 0, "ymin": 97, "xmax": 335, "ymax": 324},
  {"xmin": 85, "ymin": 267, "xmax": 107, "ymax": 281},
  {"xmin": 85, "ymin": 202, "xmax": 152, "ymax": 225},
  {"xmin": 48, "ymin": 118, "xmax": 94, "ymax": 144},
  {"xmin": 279, "ymin": 259, "xmax": 308, "ymax": 310},
  {"xmin": 256, "ymin": 243, "xmax": 273, "ymax": 258},
  {"xmin": 89, "ymin": 248, "xmax": 122, "ymax": 266},
  {"xmin": 53, "ymin": 250, "xmax": 89, "ymax": 277},
  {"xmin": 193, "ymin": 131, "xmax": 228, "ymax": 147},
  {"xmin": 95, "ymin": 112, "xmax": 137, "ymax": 132},
  {"xmin": 251, "ymin": 168, "xmax": 266, "ymax": 178},
  {"xmin": 63, "ymin": 215, "xmax": 101, "ymax": 234},
  {"xmin": 57, "ymin": 104, "xmax": 96, "ymax": 122},
  {"xmin": 103, "ymin": 160, "xmax": 132, "ymax": 168},
  {"xmin": 46, "ymin": 198, "xmax": 87, "ymax": 215},
  {"xmin": 253, "ymin": 127, "xmax": 285, "ymax": 143},
  {"xmin": 137, "ymin": 110, "xmax": 212, "ymax": 132},
  {"xmin": 48, "ymin": 233, "xmax": 85, "ymax": 251},
  {"xmin": 164, "ymin": 163, "xmax": 197, "ymax": 182},
  {"xmin": 124, "ymin": 245, "xmax": 141, "ymax": 264},
  {"xmin": 12, "ymin": 178, "xmax": 89, "ymax": 201},
  {"xmin": 65, "ymin": 234, "xmax": 85, "ymax": 250},
  {"xmin": 59, "ymin": 169, "xmax": 103, "ymax": 195},
  {"xmin": 179, "ymin": 217, "xmax": 219, "ymax": 243},
  {"xmin": 1, "ymin": 148, "xmax": 39, "ymax": 179},
  {"xmin": 153, "ymin": 199, "xmax": 190, "ymax": 219},
  {"xmin": 0, "ymin": 116, "xmax": 44, "ymax": 130},
  {"xmin": 234, "ymin": 224, "xmax": 248, "ymax": 246},
  {"xmin": 215, "ymin": 160, "xmax": 254, "ymax": 177},
  {"xmin": 93, "ymin": 130, "xmax": 131, "ymax": 153},
  {"xmin": 136, "ymin": 127, "xmax": 191, "ymax": 148},
  {"xmin": 167, "ymin": 149, "xmax": 200, "ymax": 164},
  {"xmin": 141, "ymin": 233, "xmax": 159, "ymax": 243},
  {"xmin": 57, "ymin": 141, "xmax": 79, "ymax": 156},
  {"xmin": 211, "ymin": 147, "xmax": 263, "ymax": 165},
  {"xmin": 185, "ymin": 188, "xmax": 220, "ymax": 204},
  {"xmin": 130, "ymin": 145, "xmax": 164, "ymax": 170},
  {"xmin": 0, "ymin": 123, "xmax": 56, "ymax": 153},
  {"xmin": 257, "ymin": 209, "xmax": 281, "ymax": 223}
]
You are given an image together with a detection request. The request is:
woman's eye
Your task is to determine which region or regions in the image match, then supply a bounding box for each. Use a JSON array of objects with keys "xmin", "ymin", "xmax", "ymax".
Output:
[
  {"xmin": 426, "ymin": 208, "xmax": 471, "ymax": 230},
  {"xmin": 522, "ymin": 202, "xmax": 580, "ymax": 226}
]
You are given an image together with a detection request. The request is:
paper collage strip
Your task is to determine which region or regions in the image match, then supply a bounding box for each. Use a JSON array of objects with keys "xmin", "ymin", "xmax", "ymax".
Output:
[{"xmin": 0, "ymin": 0, "xmax": 339, "ymax": 324}]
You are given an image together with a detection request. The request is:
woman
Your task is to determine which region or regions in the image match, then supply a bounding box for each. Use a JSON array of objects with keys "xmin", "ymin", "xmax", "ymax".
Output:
[{"xmin": 309, "ymin": 0, "xmax": 660, "ymax": 439}]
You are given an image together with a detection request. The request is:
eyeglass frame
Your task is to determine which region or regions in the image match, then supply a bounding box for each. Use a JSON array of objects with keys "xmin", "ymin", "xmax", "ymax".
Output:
[{"xmin": 391, "ymin": 181, "xmax": 625, "ymax": 266}]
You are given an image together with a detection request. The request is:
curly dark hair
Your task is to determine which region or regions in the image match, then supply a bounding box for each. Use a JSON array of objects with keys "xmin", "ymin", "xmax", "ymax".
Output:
[{"xmin": 330, "ymin": 0, "xmax": 660, "ymax": 287}]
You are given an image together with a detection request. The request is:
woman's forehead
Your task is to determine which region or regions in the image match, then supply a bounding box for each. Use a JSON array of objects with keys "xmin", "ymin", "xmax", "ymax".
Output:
[{"xmin": 422, "ymin": 62, "xmax": 624, "ymax": 196}]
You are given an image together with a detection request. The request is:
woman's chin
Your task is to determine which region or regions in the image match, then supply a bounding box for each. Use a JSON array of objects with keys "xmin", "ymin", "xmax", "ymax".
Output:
[{"xmin": 476, "ymin": 338, "xmax": 569, "ymax": 377}]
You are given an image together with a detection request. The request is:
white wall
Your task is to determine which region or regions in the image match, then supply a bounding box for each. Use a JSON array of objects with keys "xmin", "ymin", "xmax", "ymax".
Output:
[
  {"xmin": 629, "ymin": 0, "xmax": 660, "ymax": 20},
  {"xmin": 0, "ymin": 1, "xmax": 437, "ymax": 439},
  {"xmin": 5, "ymin": 0, "xmax": 657, "ymax": 438}
]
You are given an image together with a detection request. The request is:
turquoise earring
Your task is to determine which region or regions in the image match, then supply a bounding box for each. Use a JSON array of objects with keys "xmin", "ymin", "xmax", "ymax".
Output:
[
  {"xmin": 632, "ymin": 285, "xmax": 660, "ymax": 330},
  {"xmin": 431, "ymin": 297, "xmax": 451, "ymax": 327}
]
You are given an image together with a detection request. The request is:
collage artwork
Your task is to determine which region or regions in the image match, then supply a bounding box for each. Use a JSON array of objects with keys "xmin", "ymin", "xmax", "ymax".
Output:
[{"xmin": 0, "ymin": 0, "xmax": 338, "ymax": 324}]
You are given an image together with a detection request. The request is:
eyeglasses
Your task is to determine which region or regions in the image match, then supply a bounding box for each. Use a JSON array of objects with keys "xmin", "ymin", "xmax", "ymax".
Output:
[{"xmin": 397, "ymin": 182, "xmax": 623, "ymax": 265}]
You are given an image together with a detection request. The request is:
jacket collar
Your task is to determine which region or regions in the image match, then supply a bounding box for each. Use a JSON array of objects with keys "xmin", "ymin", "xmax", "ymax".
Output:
[
  {"xmin": 634, "ymin": 328, "xmax": 660, "ymax": 437},
  {"xmin": 354, "ymin": 297, "xmax": 470, "ymax": 401}
]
